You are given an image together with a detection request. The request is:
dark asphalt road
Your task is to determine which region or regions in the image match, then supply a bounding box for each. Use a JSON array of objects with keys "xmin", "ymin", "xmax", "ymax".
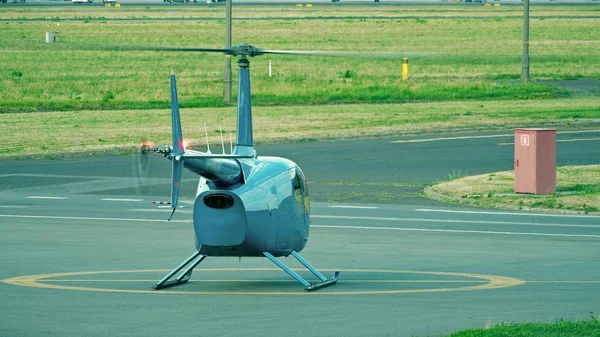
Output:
[{"xmin": 1, "ymin": 128, "xmax": 599, "ymax": 337}]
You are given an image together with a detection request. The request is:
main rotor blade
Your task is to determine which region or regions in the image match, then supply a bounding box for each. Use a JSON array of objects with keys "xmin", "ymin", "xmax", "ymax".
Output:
[
  {"xmin": 56, "ymin": 43, "xmax": 435, "ymax": 58},
  {"xmin": 257, "ymin": 49, "xmax": 437, "ymax": 58},
  {"xmin": 63, "ymin": 44, "xmax": 234, "ymax": 53}
]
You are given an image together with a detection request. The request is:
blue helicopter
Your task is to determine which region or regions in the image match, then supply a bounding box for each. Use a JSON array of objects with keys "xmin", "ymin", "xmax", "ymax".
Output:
[{"xmin": 143, "ymin": 44, "xmax": 340, "ymax": 291}]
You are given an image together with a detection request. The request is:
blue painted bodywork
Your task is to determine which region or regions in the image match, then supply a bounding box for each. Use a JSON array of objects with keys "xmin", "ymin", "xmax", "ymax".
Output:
[
  {"xmin": 166, "ymin": 64, "xmax": 310, "ymax": 258},
  {"xmin": 192, "ymin": 157, "xmax": 310, "ymax": 257}
]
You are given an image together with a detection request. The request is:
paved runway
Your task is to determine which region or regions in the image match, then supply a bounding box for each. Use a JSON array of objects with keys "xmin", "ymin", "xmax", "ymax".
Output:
[{"xmin": 1, "ymin": 128, "xmax": 599, "ymax": 336}]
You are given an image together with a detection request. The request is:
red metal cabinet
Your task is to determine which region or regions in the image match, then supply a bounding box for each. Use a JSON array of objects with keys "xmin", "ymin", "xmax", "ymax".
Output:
[{"xmin": 514, "ymin": 129, "xmax": 556, "ymax": 194}]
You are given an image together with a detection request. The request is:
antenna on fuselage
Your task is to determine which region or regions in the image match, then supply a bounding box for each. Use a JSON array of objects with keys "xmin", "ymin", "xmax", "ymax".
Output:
[
  {"xmin": 220, "ymin": 125, "xmax": 225, "ymax": 155},
  {"xmin": 203, "ymin": 122, "xmax": 211, "ymax": 154},
  {"xmin": 229, "ymin": 132, "xmax": 233, "ymax": 155}
]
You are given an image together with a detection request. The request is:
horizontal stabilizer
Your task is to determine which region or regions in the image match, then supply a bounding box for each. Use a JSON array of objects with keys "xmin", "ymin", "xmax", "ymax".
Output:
[{"xmin": 181, "ymin": 153, "xmax": 255, "ymax": 160}]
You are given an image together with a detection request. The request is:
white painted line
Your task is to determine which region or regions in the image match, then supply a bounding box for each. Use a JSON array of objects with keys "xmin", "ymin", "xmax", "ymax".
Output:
[
  {"xmin": 0, "ymin": 206, "xmax": 26, "ymax": 209},
  {"xmin": 390, "ymin": 134, "xmax": 511, "ymax": 144},
  {"xmin": 312, "ymin": 215, "xmax": 600, "ymax": 229},
  {"xmin": 127, "ymin": 209, "xmax": 192, "ymax": 214},
  {"xmin": 313, "ymin": 224, "xmax": 600, "ymax": 239},
  {"xmin": 329, "ymin": 205, "xmax": 379, "ymax": 210},
  {"xmin": 101, "ymin": 198, "xmax": 144, "ymax": 202},
  {"xmin": 390, "ymin": 130, "xmax": 600, "ymax": 144},
  {"xmin": 26, "ymin": 196, "xmax": 67, "ymax": 200},
  {"xmin": 0, "ymin": 214, "xmax": 595, "ymax": 239},
  {"xmin": 415, "ymin": 208, "xmax": 600, "ymax": 219},
  {"xmin": 498, "ymin": 137, "xmax": 600, "ymax": 146},
  {"xmin": 0, "ymin": 214, "xmax": 190, "ymax": 223}
]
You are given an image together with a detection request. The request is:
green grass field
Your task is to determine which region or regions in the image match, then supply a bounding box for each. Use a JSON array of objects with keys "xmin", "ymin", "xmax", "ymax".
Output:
[
  {"xmin": 431, "ymin": 164, "xmax": 600, "ymax": 214},
  {"xmin": 2, "ymin": 97, "xmax": 599, "ymax": 157},
  {"xmin": 0, "ymin": 4, "xmax": 599, "ymax": 157},
  {"xmin": 447, "ymin": 318, "xmax": 600, "ymax": 337},
  {"xmin": 1, "ymin": 5, "xmax": 599, "ymax": 113}
]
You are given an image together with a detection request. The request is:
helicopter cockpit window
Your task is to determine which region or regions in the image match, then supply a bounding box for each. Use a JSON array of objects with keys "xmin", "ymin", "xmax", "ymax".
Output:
[{"xmin": 292, "ymin": 167, "xmax": 310, "ymax": 213}]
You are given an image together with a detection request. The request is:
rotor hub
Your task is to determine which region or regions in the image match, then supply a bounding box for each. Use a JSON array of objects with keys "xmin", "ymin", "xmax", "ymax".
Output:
[{"xmin": 227, "ymin": 43, "xmax": 264, "ymax": 57}]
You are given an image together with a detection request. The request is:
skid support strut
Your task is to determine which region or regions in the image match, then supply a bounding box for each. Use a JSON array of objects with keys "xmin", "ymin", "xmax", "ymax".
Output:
[
  {"xmin": 263, "ymin": 251, "xmax": 339, "ymax": 291},
  {"xmin": 153, "ymin": 251, "xmax": 206, "ymax": 290}
]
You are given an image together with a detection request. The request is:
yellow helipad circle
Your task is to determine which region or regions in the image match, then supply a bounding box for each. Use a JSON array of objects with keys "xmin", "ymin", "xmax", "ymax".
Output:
[{"xmin": 1, "ymin": 268, "xmax": 524, "ymax": 296}]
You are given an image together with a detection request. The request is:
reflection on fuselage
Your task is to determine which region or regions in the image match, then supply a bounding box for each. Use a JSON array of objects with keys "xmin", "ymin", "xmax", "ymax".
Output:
[{"xmin": 190, "ymin": 156, "xmax": 310, "ymax": 257}]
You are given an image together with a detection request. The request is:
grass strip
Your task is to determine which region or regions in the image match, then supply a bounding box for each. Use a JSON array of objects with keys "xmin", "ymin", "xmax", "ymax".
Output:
[
  {"xmin": 430, "ymin": 164, "xmax": 600, "ymax": 214},
  {"xmin": 446, "ymin": 318, "xmax": 600, "ymax": 337},
  {"xmin": 1, "ymin": 5, "xmax": 599, "ymax": 20},
  {"xmin": 1, "ymin": 97, "xmax": 599, "ymax": 157},
  {"xmin": 1, "ymin": 6, "xmax": 599, "ymax": 111}
]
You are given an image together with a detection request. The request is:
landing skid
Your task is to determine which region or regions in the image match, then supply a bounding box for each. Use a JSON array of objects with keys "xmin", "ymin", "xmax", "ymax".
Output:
[
  {"xmin": 153, "ymin": 250, "xmax": 339, "ymax": 291},
  {"xmin": 263, "ymin": 251, "xmax": 339, "ymax": 291},
  {"xmin": 153, "ymin": 250, "xmax": 206, "ymax": 290}
]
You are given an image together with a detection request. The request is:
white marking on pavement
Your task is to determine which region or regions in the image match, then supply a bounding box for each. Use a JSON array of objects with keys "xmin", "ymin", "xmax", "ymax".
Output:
[
  {"xmin": 0, "ymin": 214, "xmax": 190, "ymax": 223},
  {"xmin": 101, "ymin": 198, "xmax": 144, "ymax": 202},
  {"xmin": 26, "ymin": 196, "xmax": 67, "ymax": 200},
  {"xmin": 127, "ymin": 209, "xmax": 192, "ymax": 214},
  {"xmin": 390, "ymin": 134, "xmax": 510, "ymax": 144},
  {"xmin": 329, "ymin": 205, "xmax": 378, "ymax": 209},
  {"xmin": 312, "ymin": 215, "xmax": 600, "ymax": 229},
  {"xmin": 498, "ymin": 137, "xmax": 600, "ymax": 146},
  {"xmin": 0, "ymin": 206, "xmax": 26, "ymax": 208},
  {"xmin": 415, "ymin": 208, "xmax": 600, "ymax": 219},
  {"xmin": 313, "ymin": 225, "xmax": 600, "ymax": 239},
  {"xmin": 0, "ymin": 214, "xmax": 597, "ymax": 238},
  {"xmin": 389, "ymin": 129, "xmax": 600, "ymax": 144}
]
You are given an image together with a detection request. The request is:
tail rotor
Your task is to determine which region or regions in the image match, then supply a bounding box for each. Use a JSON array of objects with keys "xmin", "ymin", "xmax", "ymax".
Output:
[{"xmin": 169, "ymin": 74, "xmax": 184, "ymax": 220}]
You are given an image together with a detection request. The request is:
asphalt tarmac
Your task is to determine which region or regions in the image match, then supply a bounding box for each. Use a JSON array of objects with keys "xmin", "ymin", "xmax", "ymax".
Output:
[{"xmin": 1, "ymin": 128, "xmax": 600, "ymax": 337}]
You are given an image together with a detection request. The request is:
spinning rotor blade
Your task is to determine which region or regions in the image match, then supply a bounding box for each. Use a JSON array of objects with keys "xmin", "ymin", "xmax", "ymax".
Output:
[
  {"xmin": 60, "ymin": 43, "xmax": 434, "ymax": 58},
  {"xmin": 256, "ymin": 50, "xmax": 436, "ymax": 58},
  {"xmin": 169, "ymin": 74, "xmax": 184, "ymax": 212},
  {"xmin": 67, "ymin": 44, "xmax": 234, "ymax": 54}
]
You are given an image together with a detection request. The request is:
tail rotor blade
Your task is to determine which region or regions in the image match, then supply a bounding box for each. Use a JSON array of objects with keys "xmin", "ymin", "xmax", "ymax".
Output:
[
  {"xmin": 170, "ymin": 74, "xmax": 184, "ymax": 156},
  {"xmin": 171, "ymin": 159, "xmax": 183, "ymax": 210},
  {"xmin": 169, "ymin": 73, "xmax": 184, "ymax": 219}
]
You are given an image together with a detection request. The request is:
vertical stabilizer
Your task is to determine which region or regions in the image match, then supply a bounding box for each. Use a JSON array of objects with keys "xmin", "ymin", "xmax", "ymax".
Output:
[
  {"xmin": 170, "ymin": 74, "xmax": 184, "ymax": 212},
  {"xmin": 234, "ymin": 58, "xmax": 257, "ymax": 157}
]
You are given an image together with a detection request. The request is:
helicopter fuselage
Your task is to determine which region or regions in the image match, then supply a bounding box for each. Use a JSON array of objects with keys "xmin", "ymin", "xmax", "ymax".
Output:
[{"xmin": 188, "ymin": 156, "xmax": 310, "ymax": 258}]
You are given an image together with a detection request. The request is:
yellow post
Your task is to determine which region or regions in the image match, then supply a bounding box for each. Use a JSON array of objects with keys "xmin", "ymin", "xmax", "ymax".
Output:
[
  {"xmin": 115, "ymin": 3, "xmax": 120, "ymax": 7},
  {"xmin": 105, "ymin": 3, "xmax": 110, "ymax": 7},
  {"xmin": 296, "ymin": 4, "xmax": 302, "ymax": 7},
  {"xmin": 402, "ymin": 58, "xmax": 409, "ymax": 81},
  {"xmin": 306, "ymin": 3, "xmax": 312, "ymax": 7}
]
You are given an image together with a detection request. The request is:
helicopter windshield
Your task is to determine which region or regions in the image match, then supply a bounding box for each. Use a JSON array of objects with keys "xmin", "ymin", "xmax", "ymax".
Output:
[{"xmin": 292, "ymin": 167, "xmax": 310, "ymax": 213}]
